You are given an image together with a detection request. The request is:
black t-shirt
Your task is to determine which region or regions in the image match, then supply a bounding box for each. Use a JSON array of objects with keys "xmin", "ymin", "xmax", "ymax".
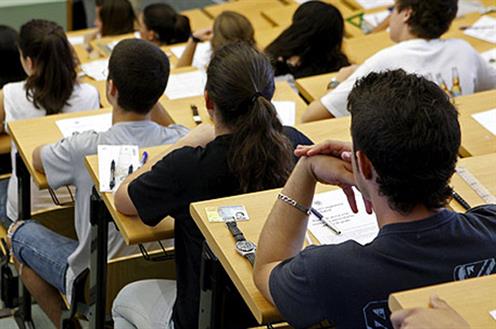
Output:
[
  {"xmin": 128, "ymin": 127, "xmax": 312, "ymax": 329},
  {"xmin": 269, "ymin": 205, "xmax": 496, "ymax": 329}
]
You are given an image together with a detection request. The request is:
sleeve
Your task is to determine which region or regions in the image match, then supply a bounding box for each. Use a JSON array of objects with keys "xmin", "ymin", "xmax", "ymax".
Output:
[
  {"xmin": 269, "ymin": 247, "xmax": 329, "ymax": 329},
  {"xmin": 128, "ymin": 149, "xmax": 183, "ymax": 226},
  {"xmin": 40, "ymin": 137, "xmax": 80, "ymax": 188},
  {"xmin": 283, "ymin": 126, "xmax": 313, "ymax": 147},
  {"xmin": 166, "ymin": 124, "xmax": 189, "ymax": 141},
  {"xmin": 474, "ymin": 52, "xmax": 496, "ymax": 92}
]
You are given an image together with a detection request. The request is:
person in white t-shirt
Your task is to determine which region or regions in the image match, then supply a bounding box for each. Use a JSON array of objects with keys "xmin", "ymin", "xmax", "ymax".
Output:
[
  {"xmin": 0, "ymin": 19, "xmax": 100, "ymax": 226},
  {"xmin": 302, "ymin": 0, "xmax": 496, "ymax": 122}
]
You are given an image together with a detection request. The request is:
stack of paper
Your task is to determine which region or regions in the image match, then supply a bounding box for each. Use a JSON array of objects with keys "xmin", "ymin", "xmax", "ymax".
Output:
[
  {"xmin": 273, "ymin": 101, "xmax": 296, "ymax": 126},
  {"xmin": 356, "ymin": 0, "xmax": 394, "ymax": 10},
  {"xmin": 164, "ymin": 71, "xmax": 206, "ymax": 100},
  {"xmin": 81, "ymin": 59, "xmax": 109, "ymax": 81},
  {"xmin": 98, "ymin": 145, "xmax": 140, "ymax": 192},
  {"xmin": 56, "ymin": 113, "xmax": 112, "ymax": 138},
  {"xmin": 170, "ymin": 42, "xmax": 212, "ymax": 70},
  {"xmin": 457, "ymin": 0, "xmax": 485, "ymax": 17},
  {"xmin": 463, "ymin": 16, "xmax": 496, "ymax": 44},
  {"xmin": 363, "ymin": 10, "xmax": 390, "ymax": 30},
  {"xmin": 307, "ymin": 189, "xmax": 379, "ymax": 245},
  {"xmin": 68, "ymin": 35, "xmax": 84, "ymax": 45},
  {"xmin": 481, "ymin": 48, "xmax": 496, "ymax": 69},
  {"xmin": 472, "ymin": 108, "xmax": 496, "ymax": 135}
]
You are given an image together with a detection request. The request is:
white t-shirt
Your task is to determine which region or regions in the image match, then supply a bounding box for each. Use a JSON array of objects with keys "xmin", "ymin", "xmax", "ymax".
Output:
[
  {"xmin": 3, "ymin": 81, "xmax": 100, "ymax": 220},
  {"xmin": 321, "ymin": 38, "xmax": 496, "ymax": 117}
]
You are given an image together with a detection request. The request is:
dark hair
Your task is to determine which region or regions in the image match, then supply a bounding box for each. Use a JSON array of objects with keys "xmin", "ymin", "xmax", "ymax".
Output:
[
  {"xmin": 348, "ymin": 69, "xmax": 460, "ymax": 214},
  {"xmin": 143, "ymin": 3, "xmax": 191, "ymax": 45},
  {"xmin": 396, "ymin": 0, "xmax": 458, "ymax": 39},
  {"xmin": 108, "ymin": 39, "xmax": 169, "ymax": 114},
  {"xmin": 99, "ymin": 0, "xmax": 135, "ymax": 36},
  {"xmin": 211, "ymin": 11, "xmax": 256, "ymax": 52},
  {"xmin": 19, "ymin": 20, "xmax": 76, "ymax": 115},
  {"xmin": 206, "ymin": 42, "xmax": 293, "ymax": 193},
  {"xmin": 265, "ymin": 1, "xmax": 349, "ymax": 77},
  {"xmin": 0, "ymin": 26, "xmax": 26, "ymax": 88}
]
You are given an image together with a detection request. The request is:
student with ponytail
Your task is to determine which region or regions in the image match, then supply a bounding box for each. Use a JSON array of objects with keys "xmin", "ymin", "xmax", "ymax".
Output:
[
  {"xmin": 111, "ymin": 42, "xmax": 312, "ymax": 329},
  {"xmin": 139, "ymin": 3, "xmax": 191, "ymax": 46},
  {"xmin": 0, "ymin": 19, "xmax": 99, "ymax": 224}
]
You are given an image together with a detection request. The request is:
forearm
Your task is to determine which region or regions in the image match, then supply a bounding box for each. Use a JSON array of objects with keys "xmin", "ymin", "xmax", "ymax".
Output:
[
  {"xmin": 150, "ymin": 102, "xmax": 174, "ymax": 127},
  {"xmin": 32, "ymin": 145, "xmax": 46, "ymax": 173},
  {"xmin": 175, "ymin": 39, "xmax": 197, "ymax": 68},
  {"xmin": 301, "ymin": 100, "xmax": 333, "ymax": 123}
]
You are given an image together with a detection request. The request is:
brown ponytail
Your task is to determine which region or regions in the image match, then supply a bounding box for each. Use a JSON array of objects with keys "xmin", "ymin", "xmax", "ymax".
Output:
[
  {"xmin": 206, "ymin": 42, "xmax": 293, "ymax": 193},
  {"xmin": 19, "ymin": 19, "xmax": 76, "ymax": 115}
]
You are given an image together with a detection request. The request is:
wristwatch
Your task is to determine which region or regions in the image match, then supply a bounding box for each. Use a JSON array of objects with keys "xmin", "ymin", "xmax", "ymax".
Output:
[
  {"xmin": 226, "ymin": 221, "xmax": 256, "ymax": 266},
  {"xmin": 327, "ymin": 77, "xmax": 340, "ymax": 90}
]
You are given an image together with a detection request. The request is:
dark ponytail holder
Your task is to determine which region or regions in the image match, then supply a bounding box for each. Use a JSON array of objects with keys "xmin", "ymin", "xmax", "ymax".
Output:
[{"xmin": 250, "ymin": 91, "xmax": 263, "ymax": 104}]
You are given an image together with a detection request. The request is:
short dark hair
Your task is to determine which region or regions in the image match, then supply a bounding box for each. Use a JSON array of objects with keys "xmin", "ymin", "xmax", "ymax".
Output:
[
  {"xmin": 397, "ymin": 0, "xmax": 458, "ymax": 39},
  {"xmin": 348, "ymin": 69, "xmax": 460, "ymax": 214},
  {"xmin": 108, "ymin": 39, "xmax": 169, "ymax": 114}
]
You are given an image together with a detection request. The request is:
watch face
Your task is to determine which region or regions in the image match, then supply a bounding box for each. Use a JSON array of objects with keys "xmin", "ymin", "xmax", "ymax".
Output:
[{"xmin": 236, "ymin": 240, "xmax": 256, "ymax": 253}]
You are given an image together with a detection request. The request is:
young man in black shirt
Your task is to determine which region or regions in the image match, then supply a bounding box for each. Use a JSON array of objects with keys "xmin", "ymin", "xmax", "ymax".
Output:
[{"xmin": 254, "ymin": 69, "xmax": 496, "ymax": 329}]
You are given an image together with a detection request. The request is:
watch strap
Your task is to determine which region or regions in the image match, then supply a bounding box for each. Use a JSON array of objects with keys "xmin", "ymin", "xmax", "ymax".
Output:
[
  {"xmin": 245, "ymin": 252, "xmax": 255, "ymax": 266},
  {"xmin": 226, "ymin": 221, "xmax": 245, "ymax": 242}
]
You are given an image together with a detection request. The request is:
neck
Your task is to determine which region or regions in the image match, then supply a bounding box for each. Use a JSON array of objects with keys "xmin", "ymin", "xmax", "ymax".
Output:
[
  {"xmin": 112, "ymin": 106, "xmax": 150, "ymax": 125},
  {"xmin": 397, "ymin": 29, "xmax": 420, "ymax": 43},
  {"xmin": 214, "ymin": 122, "xmax": 232, "ymax": 137}
]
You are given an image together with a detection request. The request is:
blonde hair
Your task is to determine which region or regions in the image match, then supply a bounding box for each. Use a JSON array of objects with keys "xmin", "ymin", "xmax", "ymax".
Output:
[{"xmin": 211, "ymin": 11, "xmax": 256, "ymax": 52}]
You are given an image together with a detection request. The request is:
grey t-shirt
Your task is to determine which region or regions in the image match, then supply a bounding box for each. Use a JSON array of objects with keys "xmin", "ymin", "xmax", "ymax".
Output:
[{"xmin": 41, "ymin": 120, "xmax": 188, "ymax": 300}]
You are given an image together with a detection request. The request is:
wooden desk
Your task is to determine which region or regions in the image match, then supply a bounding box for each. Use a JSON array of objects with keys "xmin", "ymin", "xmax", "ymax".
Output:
[
  {"xmin": 0, "ymin": 134, "xmax": 11, "ymax": 155},
  {"xmin": 343, "ymin": 30, "xmax": 394, "ymax": 64},
  {"xmin": 342, "ymin": 0, "xmax": 393, "ymax": 11},
  {"xmin": 181, "ymin": 8, "xmax": 213, "ymax": 31},
  {"xmin": 454, "ymin": 90, "xmax": 496, "ymax": 157},
  {"xmin": 67, "ymin": 28, "xmax": 97, "ymax": 64},
  {"xmin": 161, "ymin": 80, "xmax": 308, "ymax": 128},
  {"xmin": 449, "ymin": 152, "xmax": 496, "ymax": 213},
  {"xmin": 256, "ymin": 26, "xmax": 286, "ymax": 49},
  {"xmin": 91, "ymin": 32, "xmax": 137, "ymax": 57},
  {"xmin": 389, "ymin": 274, "xmax": 496, "ymax": 328},
  {"xmin": 295, "ymin": 72, "xmax": 337, "ymax": 103}
]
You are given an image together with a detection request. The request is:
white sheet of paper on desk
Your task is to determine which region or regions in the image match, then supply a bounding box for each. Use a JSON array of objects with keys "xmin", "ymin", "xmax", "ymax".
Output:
[
  {"xmin": 68, "ymin": 35, "xmax": 84, "ymax": 45},
  {"xmin": 363, "ymin": 10, "xmax": 390, "ymax": 28},
  {"xmin": 273, "ymin": 101, "xmax": 296, "ymax": 126},
  {"xmin": 472, "ymin": 108, "xmax": 496, "ymax": 135},
  {"xmin": 164, "ymin": 70, "xmax": 206, "ymax": 100},
  {"xmin": 307, "ymin": 189, "xmax": 379, "ymax": 245},
  {"xmin": 463, "ymin": 16, "xmax": 496, "ymax": 44},
  {"xmin": 170, "ymin": 42, "xmax": 212, "ymax": 70},
  {"xmin": 355, "ymin": 0, "xmax": 393, "ymax": 10},
  {"xmin": 98, "ymin": 145, "xmax": 140, "ymax": 192},
  {"xmin": 481, "ymin": 48, "xmax": 496, "ymax": 69},
  {"xmin": 457, "ymin": 0, "xmax": 485, "ymax": 17},
  {"xmin": 81, "ymin": 59, "xmax": 109, "ymax": 81},
  {"xmin": 56, "ymin": 113, "xmax": 112, "ymax": 138},
  {"xmin": 490, "ymin": 309, "xmax": 496, "ymax": 320}
]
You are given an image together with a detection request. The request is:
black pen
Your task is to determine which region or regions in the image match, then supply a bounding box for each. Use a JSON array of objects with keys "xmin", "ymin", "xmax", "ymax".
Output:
[
  {"xmin": 191, "ymin": 104, "xmax": 202, "ymax": 125},
  {"xmin": 128, "ymin": 164, "xmax": 133, "ymax": 175},
  {"xmin": 310, "ymin": 207, "xmax": 341, "ymax": 235},
  {"xmin": 109, "ymin": 160, "xmax": 116, "ymax": 190},
  {"xmin": 452, "ymin": 191, "xmax": 471, "ymax": 211}
]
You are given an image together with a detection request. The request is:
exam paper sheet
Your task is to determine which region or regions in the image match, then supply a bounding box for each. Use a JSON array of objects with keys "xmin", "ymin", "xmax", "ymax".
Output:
[
  {"xmin": 164, "ymin": 71, "xmax": 206, "ymax": 100},
  {"xmin": 98, "ymin": 145, "xmax": 140, "ymax": 192},
  {"xmin": 81, "ymin": 59, "xmax": 109, "ymax": 81},
  {"xmin": 273, "ymin": 101, "xmax": 296, "ymax": 126},
  {"xmin": 463, "ymin": 16, "xmax": 496, "ymax": 44},
  {"xmin": 472, "ymin": 108, "xmax": 496, "ymax": 135},
  {"xmin": 56, "ymin": 113, "xmax": 112, "ymax": 138},
  {"xmin": 308, "ymin": 189, "xmax": 379, "ymax": 245},
  {"xmin": 355, "ymin": 0, "xmax": 394, "ymax": 10},
  {"xmin": 170, "ymin": 42, "xmax": 212, "ymax": 70}
]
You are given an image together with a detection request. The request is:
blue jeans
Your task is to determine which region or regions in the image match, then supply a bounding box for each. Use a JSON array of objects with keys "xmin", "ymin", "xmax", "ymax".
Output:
[{"xmin": 11, "ymin": 220, "xmax": 77, "ymax": 293}]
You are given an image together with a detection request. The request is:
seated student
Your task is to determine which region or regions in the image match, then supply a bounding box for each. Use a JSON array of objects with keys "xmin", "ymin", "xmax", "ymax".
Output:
[
  {"xmin": 111, "ymin": 42, "xmax": 312, "ymax": 329},
  {"xmin": 265, "ymin": 1, "xmax": 349, "ymax": 79},
  {"xmin": 0, "ymin": 19, "xmax": 100, "ymax": 226},
  {"xmin": 253, "ymin": 69, "xmax": 496, "ymax": 329},
  {"xmin": 7, "ymin": 39, "xmax": 188, "ymax": 327},
  {"xmin": 175, "ymin": 11, "xmax": 256, "ymax": 69},
  {"xmin": 302, "ymin": 0, "xmax": 496, "ymax": 122},
  {"xmin": 0, "ymin": 25, "xmax": 26, "ymax": 89},
  {"xmin": 139, "ymin": 3, "xmax": 191, "ymax": 46}
]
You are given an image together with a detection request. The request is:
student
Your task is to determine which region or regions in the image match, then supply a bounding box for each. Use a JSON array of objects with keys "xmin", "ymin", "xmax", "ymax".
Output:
[
  {"xmin": 0, "ymin": 26, "xmax": 26, "ymax": 89},
  {"xmin": 0, "ymin": 19, "xmax": 100, "ymax": 226},
  {"xmin": 7, "ymin": 39, "xmax": 188, "ymax": 327},
  {"xmin": 175, "ymin": 11, "xmax": 256, "ymax": 68},
  {"xmin": 265, "ymin": 1, "xmax": 349, "ymax": 79},
  {"xmin": 139, "ymin": 3, "xmax": 191, "ymax": 46},
  {"xmin": 253, "ymin": 69, "xmax": 496, "ymax": 329},
  {"xmin": 111, "ymin": 42, "xmax": 312, "ymax": 329},
  {"xmin": 302, "ymin": 0, "xmax": 496, "ymax": 122}
]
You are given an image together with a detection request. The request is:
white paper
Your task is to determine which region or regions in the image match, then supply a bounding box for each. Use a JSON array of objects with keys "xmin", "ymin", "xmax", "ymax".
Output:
[
  {"xmin": 363, "ymin": 10, "xmax": 390, "ymax": 29},
  {"xmin": 355, "ymin": 0, "xmax": 394, "ymax": 10},
  {"xmin": 164, "ymin": 71, "xmax": 206, "ymax": 100},
  {"xmin": 472, "ymin": 108, "xmax": 496, "ymax": 135},
  {"xmin": 68, "ymin": 35, "xmax": 84, "ymax": 45},
  {"xmin": 490, "ymin": 309, "xmax": 496, "ymax": 320},
  {"xmin": 307, "ymin": 189, "xmax": 379, "ymax": 245},
  {"xmin": 457, "ymin": 0, "xmax": 485, "ymax": 17},
  {"xmin": 81, "ymin": 59, "xmax": 109, "ymax": 81},
  {"xmin": 170, "ymin": 42, "xmax": 212, "ymax": 70},
  {"xmin": 98, "ymin": 145, "xmax": 140, "ymax": 192},
  {"xmin": 105, "ymin": 31, "xmax": 140, "ymax": 52},
  {"xmin": 273, "ymin": 101, "xmax": 296, "ymax": 126},
  {"xmin": 56, "ymin": 113, "xmax": 112, "ymax": 138},
  {"xmin": 463, "ymin": 16, "xmax": 496, "ymax": 44},
  {"xmin": 481, "ymin": 48, "xmax": 496, "ymax": 70}
]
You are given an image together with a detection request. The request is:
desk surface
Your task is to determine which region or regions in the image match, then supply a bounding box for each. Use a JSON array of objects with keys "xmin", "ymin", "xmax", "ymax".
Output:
[
  {"xmin": 161, "ymin": 80, "xmax": 308, "ymax": 128},
  {"xmin": 455, "ymin": 90, "xmax": 496, "ymax": 157},
  {"xmin": 295, "ymin": 72, "xmax": 336, "ymax": 103},
  {"xmin": 181, "ymin": 8, "xmax": 213, "ymax": 31},
  {"xmin": 389, "ymin": 274, "xmax": 496, "ymax": 328},
  {"xmin": 84, "ymin": 145, "xmax": 175, "ymax": 245},
  {"xmin": 8, "ymin": 108, "xmax": 105, "ymax": 188}
]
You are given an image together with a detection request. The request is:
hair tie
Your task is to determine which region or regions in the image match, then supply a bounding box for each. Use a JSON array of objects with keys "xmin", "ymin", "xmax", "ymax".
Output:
[{"xmin": 250, "ymin": 91, "xmax": 263, "ymax": 104}]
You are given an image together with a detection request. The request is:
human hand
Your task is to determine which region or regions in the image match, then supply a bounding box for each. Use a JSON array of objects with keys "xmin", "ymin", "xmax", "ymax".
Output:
[
  {"xmin": 391, "ymin": 295, "xmax": 471, "ymax": 329},
  {"xmin": 335, "ymin": 64, "xmax": 359, "ymax": 83},
  {"xmin": 192, "ymin": 28, "xmax": 213, "ymax": 42}
]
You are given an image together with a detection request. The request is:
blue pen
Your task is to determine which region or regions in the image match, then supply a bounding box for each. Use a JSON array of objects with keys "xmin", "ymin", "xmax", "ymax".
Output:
[{"xmin": 140, "ymin": 151, "xmax": 149, "ymax": 166}]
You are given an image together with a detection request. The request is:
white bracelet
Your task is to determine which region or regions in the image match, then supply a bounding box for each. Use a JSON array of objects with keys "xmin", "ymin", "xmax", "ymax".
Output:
[{"xmin": 277, "ymin": 193, "xmax": 311, "ymax": 215}]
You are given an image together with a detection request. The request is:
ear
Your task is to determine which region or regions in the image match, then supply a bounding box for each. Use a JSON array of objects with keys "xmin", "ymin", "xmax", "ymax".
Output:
[
  {"xmin": 400, "ymin": 7, "xmax": 412, "ymax": 23},
  {"xmin": 204, "ymin": 90, "xmax": 215, "ymax": 119},
  {"xmin": 356, "ymin": 150, "xmax": 374, "ymax": 180},
  {"xmin": 146, "ymin": 29, "xmax": 157, "ymax": 42},
  {"xmin": 106, "ymin": 79, "xmax": 118, "ymax": 105}
]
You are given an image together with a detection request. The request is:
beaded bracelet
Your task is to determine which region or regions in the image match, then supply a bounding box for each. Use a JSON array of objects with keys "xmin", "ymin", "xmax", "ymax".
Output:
[{"xmin": 277, "ymin": 193, "xmax": 311, "ymax": 215}]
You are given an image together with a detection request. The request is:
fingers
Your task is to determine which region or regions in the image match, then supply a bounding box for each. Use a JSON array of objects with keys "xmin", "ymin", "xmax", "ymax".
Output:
[
  {"xmin": 429, "ymin": 295, "xmax": 449, "ymax": 309},
  {"xmin": 364, "ymin": 197, "xmax": 373, "ymax": 214},
  {"xmin": 342, "ymin": 185, "xmax": 358, "ymax": 213},
  {"xmin": 294, "ymin": 140, "xmax": 352, "ymax": 158},
  {"xmin": 390, "ymin": 309, "xmax": 416, "ymax": 329}
]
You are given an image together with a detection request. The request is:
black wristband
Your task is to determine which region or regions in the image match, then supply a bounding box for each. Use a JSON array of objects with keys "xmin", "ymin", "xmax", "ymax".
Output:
[
  {"xmin": 191, "ymin": 34, "xmax": 201, "ymax": 43},
  {"xmin": 245, "ymin": 252, "xmax": 255, "ymax": 266},
  {"xmin": 226, "ymin": 221, "xmax": 245, "ymax": 242}
]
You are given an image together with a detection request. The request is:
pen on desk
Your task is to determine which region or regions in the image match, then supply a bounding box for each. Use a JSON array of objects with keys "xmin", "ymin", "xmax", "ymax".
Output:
[
  {"xmin": 191, "ymin": 104, "xmax": 202, "ymax": 125},
  {"xmin": 128, "ymin": 164, "xmax": 133, "ymax": 175},
  {"xmin": 452, "ymin": 191, "xmax": 471, "ymax": 211},
  {"xmin": 310, "ymin": 207, "xmax": 341, "ymax": 235},
  {"xmin": 140, "ymin": 151, "xmax": 148, "ymax": 166},
  {"xmin": 109, "ymin": 160, "xmax": 116, "ymax": 190},
  {"xmin": 459, "ymin": 25, "xmax": 495, "ymax": 31}
]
